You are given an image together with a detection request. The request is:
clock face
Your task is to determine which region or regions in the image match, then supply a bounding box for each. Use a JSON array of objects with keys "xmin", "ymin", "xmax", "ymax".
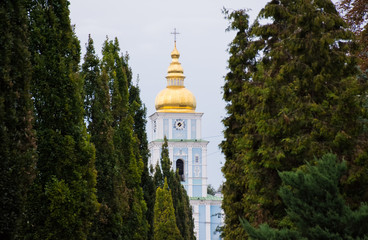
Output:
[{"xmin": 174, "ymin": 119, "xmax": 185, "ymax": 130}]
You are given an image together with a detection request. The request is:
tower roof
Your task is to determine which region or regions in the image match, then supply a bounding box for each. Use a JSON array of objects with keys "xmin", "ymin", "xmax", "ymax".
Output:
[{"xmin": 155, "ymin": 44, "xmax": 196, "ymax": 113}]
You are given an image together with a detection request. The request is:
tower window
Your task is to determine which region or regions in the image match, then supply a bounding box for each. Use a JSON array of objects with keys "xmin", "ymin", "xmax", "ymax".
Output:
[
  {"xmin": 176, "ymin": 159, "xmax": 184, "ymax": 181},
  {"xmin": 195, "ymin": 155, "xmax": 199, "ymax": 163}
]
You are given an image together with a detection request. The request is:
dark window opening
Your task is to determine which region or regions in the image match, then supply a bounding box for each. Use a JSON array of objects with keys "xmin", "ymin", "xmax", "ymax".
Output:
[{"xmin": 176, "ymin": 159, "xmax": 184, "ymax": 181}]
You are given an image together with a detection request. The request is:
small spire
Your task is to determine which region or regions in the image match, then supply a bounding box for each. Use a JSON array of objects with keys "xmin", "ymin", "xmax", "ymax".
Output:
[{"xmin": 171, "ymin": 28, "xmax": 180, "ymax": 47}]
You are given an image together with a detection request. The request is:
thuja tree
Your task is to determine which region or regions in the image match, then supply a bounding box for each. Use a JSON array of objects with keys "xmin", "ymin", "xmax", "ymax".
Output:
[
  {"xmin": 82, "ymin": 36, "xmax": 129, "ymax": 240},
  {"xmin": 242, "ymin": 154, "xmax": 368, "ymax": 240},
  {"xmin": 221, "ymin": 0, "xmax": 368, "ymax": 238},
  {"xmin": 0, "ymin": 0, "xmax": 37, "ymax": 238},
  {"xmin": 83, "ymin": 35, "xmax": 100, "ymax": 125},
  {"xmin": 154, "ymin": 137, "xmax": 195, "ymax": 240},
  {"xmin": 101, "ymin": 37, "xmax": 148, "ymax": 239},
  {"xmin": 23, "ymin": 0, "xmax": 98, "ymax": 238},
  {"xmin": 153, "ymin": 178, "xmax": 182, "ymax": 240},
  {"xmin": 128, "ymin": 74, "xmax": 155, "ymax": 240},
  {"xmin": 220, "ymin": 8, "xmax": 256, "ymax": 239},
  {"xmin": 169, "ymin": 171, "xmax": 195, "ymax": 240}
]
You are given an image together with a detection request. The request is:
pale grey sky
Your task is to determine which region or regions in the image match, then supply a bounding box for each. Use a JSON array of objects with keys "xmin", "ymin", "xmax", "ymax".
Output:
[{"xmin": 69, "ymin": 0, "xmax": 270, "ymax": 189}]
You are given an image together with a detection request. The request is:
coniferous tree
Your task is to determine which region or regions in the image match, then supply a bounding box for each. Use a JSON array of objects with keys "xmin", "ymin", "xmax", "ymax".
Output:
[
  {"xmin": 23, "ymin": 1, "xmax": 98, "ymax": 238},
  {"xmin": 82, "ymin": 36, "xmax": 129, "ymax": 240},
  {"xmin": 222, "ymin": 0, "xmax": 368, "ymax": 238},
  {"xmin": 221, "ymin": 8, "xmax": 255, "ymax": 239},
  {"xmin": 128, "ymin": 74, "xmax": 155, "ymax": 240},
  {"xmin": 160, "ymin": 137, "xmax": 171, "ymax": 179},
  {"xmin": 0, "ymin": 0, "xmax": 36, "ymax": 238},
  {"xmin": 101, "ymin": 37, "xmax": 148, "ymax": 239},
  {"xmin": 83, "ymin": 35, "xmax": 100, "ymax": 125},
  {"xmin": 207, "ymin": 184, "xmax": 216, "ymax": 195},
  {"xmin": 153, "ymin": 162, "xmax": 164, "ymax": 189},
  {"xmin": 241, "ymin": 154, "xmax": 368, "ymax": 240},
  {"xmin": 170, "ymin": 171, "xmax": 195, "ymax": 240},
  {"xmin": 154, "ymin": 137, "xmax": 195, "ymax": 240},
  {"xmin": 153, "ymin": 178, "xmax": 182, "ymax": 240}
]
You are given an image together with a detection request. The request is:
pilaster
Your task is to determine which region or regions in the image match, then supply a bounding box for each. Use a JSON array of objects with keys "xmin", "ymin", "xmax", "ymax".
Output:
[
  {"xmin": 188, "ymin": 146, "xmax": 193, "ymax": 197},
  {"xmin": 206, "ymin": 204, "xmax": 211, "ymax": 239}
]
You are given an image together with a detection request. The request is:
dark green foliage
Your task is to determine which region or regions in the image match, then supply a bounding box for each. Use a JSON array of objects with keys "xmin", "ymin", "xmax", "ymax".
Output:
[
  {"xmin": 101, "ymin": 37, "xmax": 148, "ymax": 239},
  {"xmin": 160, "ymin": 137, "xmax": 171, "ymax": 178},
  {"xmin": 82, "ymin": 36, "xmax": 130, "ymax": 240},
  {"xmin": 153, "ymin": 162, "xmax": 164, "ymax": 188},
  {"xmin": 154, "ymin": 137, "xmax": 195, "ymax": 240},
  {"xmin": 82, "ymin": 35, "xmax": 151, "ymax": 239},
  {"xmin": 0, "ymin": 0, "xmax": 37, "ymax": 238},
  {"xmin": 23, "ymin": 0, "xmax": 98, "ymax": 238},
  {"xmin": 153, "ymin": 178, "xmax": 183, "ymax": 240},
  {"xmin": 221, "ymin": 8, "xmax": 255, "ymax": 239},
  {"xmin": 129, "ymin": 75, "xmax": 155, "ymax": 240},
  {"xmin": 221, "ymin": 0, "xmax": 368, "ymax": 238},
  {"xmin": 241, "ymin": 154, "xmax": 368, "ymax": 240},
  {"xmin": 83, "ymin": 35, "xmax": 101, "ymax": 125},
  {"xmin": 207, "ymin": 184, "xmax": 216, "ymax": 195},
  {"xmin": 169, "ymin": 172, "xmax": 195, "ymax": 240}
]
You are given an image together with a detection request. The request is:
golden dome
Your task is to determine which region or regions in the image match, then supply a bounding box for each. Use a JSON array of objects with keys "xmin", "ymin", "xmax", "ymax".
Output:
[{"xmin": 155, "ymin": 44, "xmax": 196, "ymax": 113}]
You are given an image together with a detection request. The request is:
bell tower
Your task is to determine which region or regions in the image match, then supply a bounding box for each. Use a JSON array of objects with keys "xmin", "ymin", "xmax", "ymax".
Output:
[
  {"xmin": 148, "ymin": 40, "xmax": 223, "ymax": 240},
  {"xmin": 149, "ymin": 42, "xmax": 208, "ymax": 197}
]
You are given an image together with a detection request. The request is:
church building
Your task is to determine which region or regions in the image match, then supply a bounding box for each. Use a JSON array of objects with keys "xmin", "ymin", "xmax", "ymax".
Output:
[{"xmin": 148, "ymin": 41, "xmax": 223, "ymax": 240}]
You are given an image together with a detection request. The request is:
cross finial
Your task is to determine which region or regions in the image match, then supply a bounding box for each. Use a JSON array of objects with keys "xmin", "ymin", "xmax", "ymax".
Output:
[{"xmin": 171, "ymin": 28, "xmax": 180, "ymax": 47}]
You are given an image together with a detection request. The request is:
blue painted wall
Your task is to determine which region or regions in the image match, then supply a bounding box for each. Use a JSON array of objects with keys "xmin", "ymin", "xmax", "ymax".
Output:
[
  {"xmin": 210, "ymin": 205, "xmax": 222, "ymax": 240},
  {"xmin": 192, "ymin": 148, "xmax": 202, "ymax": 164},
  {"xmin": 192, "ymin": 179, "xmax": 202, "ymax": 185},
  {"xmin": 193, "ymin": 185, "xmax": 202, "ymax": 197},
  {"xmin": 163, "ymin": 119, "xmax": 169, "ymax": 138},
  {"xmin": 172, "ymin": 119, "xmax": 187, "ymax": 139},
  {"xmin": 191, "ymin": 119, "xmax": 196, "ymax": 139},
  {"xmin": 199, "ymin": 205, "xmax": 206, "ymax": 240}
]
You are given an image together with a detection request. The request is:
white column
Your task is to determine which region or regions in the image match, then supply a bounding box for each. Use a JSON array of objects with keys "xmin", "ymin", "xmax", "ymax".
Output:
[
  {"xmin": 206, "ymin": 204, "xmax": 211, "ymax": 240},
  {"xmin": 188, "ymin": 146, "xmax": 193, "ymax": 197},
  {"xmin": 151, "ymin": 146, "xmax": 160, "ymax": 168},
  {"xmin": 169, "ymin": 146, "xmax": 174, "ymax": 170},
  {"xmin": 196, "ymin": 118, "xmax": 201, "ymax": 139},
  {"xmin": 157, "ymin": 118, "xmax": 162, "ymax": 139},
  {"xmin": 192, "ymin": 203, "xmax": 200, "ymax": 240},
  {"xmin": 151, "ymin": 120, "xmax": 154, "ymax": 141},
  {"xmin": 187, "ymin": 119, "xmax": 191, "ymax": 139},
  {"xmin": 202, "ymin": 146, "xmax": 208, "ymax": 197}
]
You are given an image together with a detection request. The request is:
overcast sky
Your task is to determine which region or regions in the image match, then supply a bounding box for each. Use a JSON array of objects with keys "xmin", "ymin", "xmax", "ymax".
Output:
[{"xmin": 69, "ymin": 0, "xmax": 270, "ymax": 189}]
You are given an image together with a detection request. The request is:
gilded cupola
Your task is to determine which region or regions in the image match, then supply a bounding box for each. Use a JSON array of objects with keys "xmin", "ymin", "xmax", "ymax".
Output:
[{"xmin": 155, "ymin": 43, "xmax": 196, "ymax": 113}]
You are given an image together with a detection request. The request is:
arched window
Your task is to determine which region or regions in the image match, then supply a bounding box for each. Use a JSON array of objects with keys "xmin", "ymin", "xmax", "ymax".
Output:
[{"xmin": 176, "ymin": 159, "xmax": 184, "ymax": 181}]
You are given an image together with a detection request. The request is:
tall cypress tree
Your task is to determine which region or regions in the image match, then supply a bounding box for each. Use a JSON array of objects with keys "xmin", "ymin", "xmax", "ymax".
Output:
[
  {"xmin": 153, "ymin": 178, "xmax": 182, "ymax": 240},
  {"xmin": 82, "ymin": 36, "xmax": 129, "ymax": 240},
  {"xmin": 129, "ymin": 74, "xmax": 155, "ymax": 240},
  {"xmin": 153, "ymin": 162, "xmax": 164, "ymax": 189},
  {"xmin": 101, "ymin": 37, "xmax": 148, "ymax": 240},
  {"xmin": 23, "ymin": 1, "xmax": 98, "ymax": 238},
  {"xmin": 83, "ymin": 35, "xmax": 100, "ymax": 125},
  {"xmin": 0, "ymin": 1, "xmax": 37, "ymax": 238},
  {"xmin": 222, "ymin": 0, "xmax": 368, "ymax": 238},
  {"xmin": 154, "ymin": 137, "xmax": 195, "ymax": 240},
  {"xmin": 170, "ymin": 172, "xmax": 195, "ymax": 240}
]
